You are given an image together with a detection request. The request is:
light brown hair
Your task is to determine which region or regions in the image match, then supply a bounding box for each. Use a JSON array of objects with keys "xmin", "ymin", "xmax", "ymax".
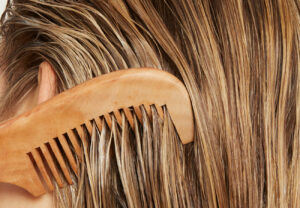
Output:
[{"xmin": 0, "ymin": 0, "xmax": 299, "ymax": 207}]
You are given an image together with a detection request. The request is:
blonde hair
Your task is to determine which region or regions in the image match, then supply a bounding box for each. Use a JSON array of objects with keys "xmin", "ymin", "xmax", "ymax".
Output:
[{"xmin": 0, "ymin": 0, "xmax": 299, "ymax": 207}]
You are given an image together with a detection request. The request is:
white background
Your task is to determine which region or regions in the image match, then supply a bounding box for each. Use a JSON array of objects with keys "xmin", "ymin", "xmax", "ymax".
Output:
[{"xmin": 0, "ymin": 0, "xmax": 7, "ymax": 18}]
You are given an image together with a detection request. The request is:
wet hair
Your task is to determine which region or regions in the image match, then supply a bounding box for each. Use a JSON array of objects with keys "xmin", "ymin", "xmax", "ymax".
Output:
[{"xmin": 0, "ymin": 0, "xmax": 299, "ymax": 207}]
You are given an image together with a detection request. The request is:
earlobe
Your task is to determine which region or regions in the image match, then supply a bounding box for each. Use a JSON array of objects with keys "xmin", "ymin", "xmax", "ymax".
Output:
[{"xmin": 37, "ymin": 61, "xmax": 57, "ymax": 104}]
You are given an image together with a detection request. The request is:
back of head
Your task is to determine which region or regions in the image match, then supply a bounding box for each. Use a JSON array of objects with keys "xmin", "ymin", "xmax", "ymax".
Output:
[{"xmin": 0, "ymin": 0, "xmax": 299, "ymax": 207}]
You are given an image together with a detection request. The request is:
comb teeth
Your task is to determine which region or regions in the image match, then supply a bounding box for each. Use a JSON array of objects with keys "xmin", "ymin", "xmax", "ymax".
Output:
[
  {"xmin": 27, "ymin": 139, "xmax": 75, "ymax": 191},
  {"xmin": 27, "ymin": 104, "xmax": 163, "ymax": 191},
  {"xmin": 29, "ymin": 149, "xmax": 54, "ymax": 192},
  {"xmin": 0, "ymin": 68, "xmax": 194, "ymax": 197}
]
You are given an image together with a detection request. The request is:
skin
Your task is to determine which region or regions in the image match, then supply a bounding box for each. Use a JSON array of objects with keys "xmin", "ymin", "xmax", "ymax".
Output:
[{"xmin": 0, "ymin": 62, "xmax": 57, "ymax": 208}]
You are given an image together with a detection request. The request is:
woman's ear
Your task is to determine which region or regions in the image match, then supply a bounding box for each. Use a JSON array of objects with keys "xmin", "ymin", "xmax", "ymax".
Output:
[
  {"xmin": 0, "ymin": 61, "xmax": 56, "ymax": 208},
  {"xmin": 37, "ymin": 61, "xmax": 57, "ymax": 104},
  {"xmin": 13, "ymin": 61, "xmax": 57, "ymax": 117}
]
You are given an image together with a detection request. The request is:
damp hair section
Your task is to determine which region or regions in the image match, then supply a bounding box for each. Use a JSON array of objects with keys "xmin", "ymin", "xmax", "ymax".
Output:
[
  {"xmin": 51, "ymin": 105, "xmax": 192, "ymax": 208},
  {"xmin": 0, "ymin": 0, "xmax": 299, "ymax": 207}
]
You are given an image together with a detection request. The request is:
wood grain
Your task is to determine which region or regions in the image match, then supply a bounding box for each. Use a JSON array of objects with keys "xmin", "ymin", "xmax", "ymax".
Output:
[{"xmin": 0, "ymin": 68, "xmax": 194, "ymax": 196}]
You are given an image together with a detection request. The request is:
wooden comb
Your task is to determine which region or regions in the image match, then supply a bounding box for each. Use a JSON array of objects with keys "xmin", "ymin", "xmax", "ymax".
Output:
[{"xmin": 0, "ymin": 68, "xmax": 194, "ymax": 197}]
